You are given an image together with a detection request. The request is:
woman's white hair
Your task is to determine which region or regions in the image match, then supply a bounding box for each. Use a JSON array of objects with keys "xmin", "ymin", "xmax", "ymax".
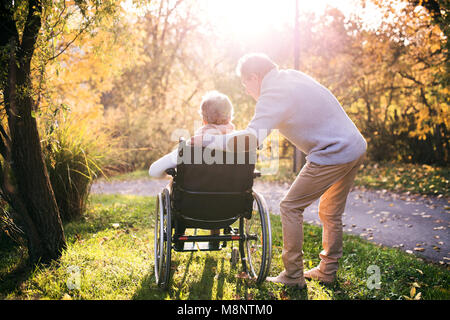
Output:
[{"xmin": 199, "ymin": 91, "xmax": 234, "ymax": 125}]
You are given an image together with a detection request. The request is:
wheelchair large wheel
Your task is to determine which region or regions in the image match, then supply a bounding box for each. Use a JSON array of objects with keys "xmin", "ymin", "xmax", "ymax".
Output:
[
  {"xmin": 241, "ymin": 191, "xmax": 272, "ymax": 284},
  {"xmin": 154, "ymin": 189, "xmax": 172, "ymax": 289}
]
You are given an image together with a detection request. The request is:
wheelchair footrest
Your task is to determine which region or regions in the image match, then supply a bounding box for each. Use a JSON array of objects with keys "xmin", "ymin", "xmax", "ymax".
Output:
[
  {"xmin": 177, "ymin": 242, "xmax": 223, "ymax": 252},
  {"xmin": 173, "ymin": 234, "xmax": 246, "ymax": 252}
]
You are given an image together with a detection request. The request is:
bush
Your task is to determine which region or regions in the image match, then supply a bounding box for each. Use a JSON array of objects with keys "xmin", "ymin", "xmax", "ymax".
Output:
[{"xmin": 43, "ymin": 115, "xmax": 113, "ymax": 222}]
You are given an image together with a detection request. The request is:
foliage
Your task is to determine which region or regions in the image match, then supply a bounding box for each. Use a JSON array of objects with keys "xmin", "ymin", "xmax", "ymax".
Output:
[
  {"xmin": 294, "ymin": 2, "xmax": 448, "ymax": 164},
  {"xmin": 101, "ymin": 0, "xmax": 216, "ymax": 169},
  {"xmin": 42, "ymin": 112, "xmax": 115, "ymax": 222},
  {"xmin": 0, "ymin": 0, "xmax": 123, "ymax": 264},
  {"xmin": 0, "ymin": 194, "xmax": 448, "ymax": 300},
  {"xmin": 36, "ymin": 0, "xmax": 447, "ymax": 170}
]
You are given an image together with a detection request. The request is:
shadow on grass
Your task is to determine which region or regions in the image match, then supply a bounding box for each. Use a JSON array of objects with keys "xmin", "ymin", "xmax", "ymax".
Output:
[
  {"xmin": 187, "ymin": 256, "xmax": 217, "ymax": 300},
  {"xmin": 215, "ymin": 257, "xmax": 226, "ymax": 300},
  {"xmin": 132, "ymin": 252, "xmax": 252, "ymax": 300},
  {"xmin": 174, "ymin": 252, "xmax": 194, "ymax": 299},
  {"xmin": 0, "ymin": 259, "xmax": 34, "ymax": 298},
  {"xmin": 0, "ymin": 236, "xmax": 33, "ymax": 298}
]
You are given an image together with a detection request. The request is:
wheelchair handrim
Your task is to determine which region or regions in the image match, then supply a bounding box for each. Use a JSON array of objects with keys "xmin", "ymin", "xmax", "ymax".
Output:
[{"xmin": 245, "ymin": 192, "xmax": 272, "ymax": 282}]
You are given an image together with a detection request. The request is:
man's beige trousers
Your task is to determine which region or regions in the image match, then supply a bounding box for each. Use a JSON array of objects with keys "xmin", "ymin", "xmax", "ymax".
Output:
[{"xmin": 279, "ymin": 154, "xmax": 365, "ymax": 279}]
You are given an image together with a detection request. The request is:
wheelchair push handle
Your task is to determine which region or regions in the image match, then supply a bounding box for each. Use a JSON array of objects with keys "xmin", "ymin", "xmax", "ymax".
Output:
[{"xmin": 165, "ymin": 168, "xmax": 177, "ymax": 177}]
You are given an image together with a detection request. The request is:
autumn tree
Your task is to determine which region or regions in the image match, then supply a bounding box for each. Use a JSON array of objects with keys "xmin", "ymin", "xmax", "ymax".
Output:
[
  {"xmin": 0, "ymin": 0, "xmax": 119, "ymax": 264},
  {"xmin": 358, "ymin": 0, "xmax": 448, "ymax": 164},
  {"xmin": 101, "ymin": 0, "xmax": 215, "ymax": 168},
  {"xmin": 277, "ymin": 3, "xmax": 448, "ymax": 164}
]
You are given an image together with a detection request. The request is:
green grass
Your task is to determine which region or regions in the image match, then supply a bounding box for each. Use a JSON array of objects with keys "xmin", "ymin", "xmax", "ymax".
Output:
[
  {"xmin": 102, "ymin": 170, "xmax": 150, "ymax": 182},
  {"xmin": 0, "ymin": 194, "xmax": 448, "ymax": 300}
]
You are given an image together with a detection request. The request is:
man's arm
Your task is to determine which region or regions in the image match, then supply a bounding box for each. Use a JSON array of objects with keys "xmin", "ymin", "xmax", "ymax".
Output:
[
  {"xmin": 246, "ymin": 85, "xmax": 290, "ymax": 144},
  {"xmin": 192, "ymin": 130, "xmax": 258, "ymax": 152},
  {"xmin": 192, "ymin": 84, "xmax": 289, "ymax": 151}
]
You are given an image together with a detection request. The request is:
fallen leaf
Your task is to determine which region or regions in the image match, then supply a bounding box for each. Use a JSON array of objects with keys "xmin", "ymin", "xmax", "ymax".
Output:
[
  {"xmin": 414, "ymin": 247, "xmax": 425, "ymax": 252},
  {"xmin": 280, "ymin": 290, "xmax": 289, "ymax": 300},
  {"xmin": 236, "ymin": 271, "xmax": 249, "ymax": 279},
  {"xmin": 410, "ymin": 286, "xmax": 416, "ymax": 298}
]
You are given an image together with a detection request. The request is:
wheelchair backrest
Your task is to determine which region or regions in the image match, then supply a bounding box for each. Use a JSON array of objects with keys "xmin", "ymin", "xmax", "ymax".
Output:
[{"xmin": 172, "ymin": 143, "xmax": 256, "ymax": 227}]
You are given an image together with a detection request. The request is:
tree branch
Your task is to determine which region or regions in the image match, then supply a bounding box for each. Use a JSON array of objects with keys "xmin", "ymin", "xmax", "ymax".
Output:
[
  {"xmin": 18, "ymin": 0, "xmax": 42, "ymax": 70},
  {"xmin": 47, "ymin": 22, "xmax": 91, "ymax": 61}
]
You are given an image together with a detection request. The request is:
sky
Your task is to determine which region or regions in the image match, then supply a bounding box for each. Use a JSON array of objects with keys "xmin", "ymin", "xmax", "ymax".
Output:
[
  {"xmin": 121, "ymin": 0, "xmax": 386, "ymax": 43},
  {"xmin": 200, "ymin": 0, "xmax": 383, "ymax": 37}
]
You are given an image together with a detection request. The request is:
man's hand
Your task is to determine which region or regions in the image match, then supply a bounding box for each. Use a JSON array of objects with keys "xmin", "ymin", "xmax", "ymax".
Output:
[{"xmin": 190, "ymin": 134, "xmax": 203, "ymax": 146}]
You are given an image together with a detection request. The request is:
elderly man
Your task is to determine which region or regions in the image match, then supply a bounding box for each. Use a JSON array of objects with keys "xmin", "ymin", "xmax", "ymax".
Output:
[{"xmin": 206, "ymin": 53, "xmax": 367, "ymax": 288}]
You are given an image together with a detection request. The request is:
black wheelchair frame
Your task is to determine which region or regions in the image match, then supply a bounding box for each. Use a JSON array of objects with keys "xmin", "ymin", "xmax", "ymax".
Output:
[{"xmin": 153, "ymin": 139, "xmax": 272, "ymax": 289}]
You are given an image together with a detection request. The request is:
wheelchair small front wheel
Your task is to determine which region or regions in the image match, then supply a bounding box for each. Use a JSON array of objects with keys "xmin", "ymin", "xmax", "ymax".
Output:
[{"xmin": 242, "ymin": 191, "xmax": 272, "ymax": 284}]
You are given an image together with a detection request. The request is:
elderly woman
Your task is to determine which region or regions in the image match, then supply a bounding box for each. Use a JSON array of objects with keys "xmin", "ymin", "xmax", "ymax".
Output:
[
  {"xmin": 149, "ymin": 91, "xmax": 235, "ymax": 248},
  {"xmin": 149, "ymin": 90, "xmax": 235, "ymax": 178}
]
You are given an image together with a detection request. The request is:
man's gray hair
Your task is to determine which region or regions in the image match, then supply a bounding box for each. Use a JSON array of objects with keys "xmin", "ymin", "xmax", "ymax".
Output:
[
  {"xmin": 199, "ymin": 91, "xmax": 234, "ymax": 125},
  {"xmin": 236, "ymin": 53, "xmax": 278, "ymax": 79}
]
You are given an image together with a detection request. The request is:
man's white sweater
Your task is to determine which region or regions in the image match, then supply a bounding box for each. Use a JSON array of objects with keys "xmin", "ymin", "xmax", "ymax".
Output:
[{"xmin": 222, "ymin": 68, "xmax": 367, "ymax": 165}]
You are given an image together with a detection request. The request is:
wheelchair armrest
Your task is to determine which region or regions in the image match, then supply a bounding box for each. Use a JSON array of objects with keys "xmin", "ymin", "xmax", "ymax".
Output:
[
  {"xmin": 253, "ymin": 170, "xmax": 261, "ymax": 178},
  {"xmin": 165, "ymin": 168, "xmax": 177, "ymax": 177}
]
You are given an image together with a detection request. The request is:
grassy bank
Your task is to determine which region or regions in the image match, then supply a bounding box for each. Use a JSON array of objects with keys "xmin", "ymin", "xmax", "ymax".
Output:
[
  {"xmin": 1, "ymin": 194, "xmax": 448, "ymax": 300},
  {"xmin": 258, "ymin": 159, "xmax": 449, "ymax": 197}
]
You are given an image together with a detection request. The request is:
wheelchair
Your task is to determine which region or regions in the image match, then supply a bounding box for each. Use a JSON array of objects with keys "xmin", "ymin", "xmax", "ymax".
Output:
[{"xmin": 154, "ymin": 138, "xmax": 272, "ymax": 289}]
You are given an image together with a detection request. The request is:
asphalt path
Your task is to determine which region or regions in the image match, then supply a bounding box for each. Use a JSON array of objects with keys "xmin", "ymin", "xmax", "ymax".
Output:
[{"xmin": 91, "ymin": 178, "xmax": 449, "ymax": 265}]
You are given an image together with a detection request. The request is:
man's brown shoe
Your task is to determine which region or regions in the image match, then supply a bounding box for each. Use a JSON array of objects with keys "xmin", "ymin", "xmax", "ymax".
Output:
[
  {"xmin": 303, "ymin": 267, "xmax": 335, "ymax": 285},
  {"xmin": 266, "ymin": 271, "xmax": 307, "ymax": 289}
]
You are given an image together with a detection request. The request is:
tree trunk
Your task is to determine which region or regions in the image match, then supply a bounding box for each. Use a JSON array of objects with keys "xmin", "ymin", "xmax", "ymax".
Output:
[
  {"xmin": 0, "ymin": 0, "xmax": 66, "ymax": 265},
  {"xmin": 7, "ymin": 87, "xmax": 66, "ymax": 264}
]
